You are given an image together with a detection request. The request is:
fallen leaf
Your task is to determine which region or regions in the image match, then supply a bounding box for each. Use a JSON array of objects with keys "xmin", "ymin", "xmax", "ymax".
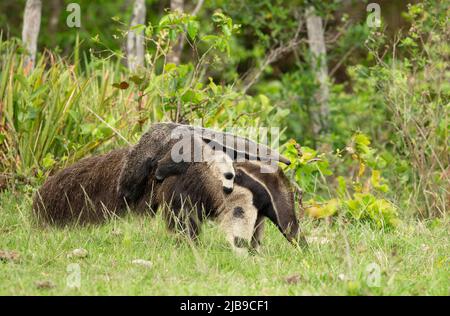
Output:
[
  {"xmin": 132, "ymin": 259, "xmax": 153, "ymax": 268},
  {"xmin": 285, "ymin": 274, "xmax": 301, "ymax": 285},
  {"xmin": 0, "ymin": 250, "xmax": 20, "ymax": 263},
  {"xmin": 67, "ymin": 248, "xmax": 88, "ymax": 259},
  {"xmin": 306, "ymin": 236, "xmax": 330, "ymax": 245},
  {"xmin": 35, "ymin": 280, "xmax": 55, "ymax": 289}
]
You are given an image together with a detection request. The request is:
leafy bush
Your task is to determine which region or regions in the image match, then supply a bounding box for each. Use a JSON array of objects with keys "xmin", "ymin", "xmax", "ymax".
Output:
[
  {"xmin": 0, "ymin": 39, "xmax": 132, "ymax": 182},
  {"xmin": 0, "ymin": 12, "xmax": 288, "ymax": 186},
  {"xmin": 283, "ymin": 133, "xmax": 400, "ymax": 228},
  {"xmin": 364, "ymin": 1, "xmax": 449, "ymax": 217},
  {"xmin": 0, "ymin": 2, "xmax": 447, "ymax": 224}
]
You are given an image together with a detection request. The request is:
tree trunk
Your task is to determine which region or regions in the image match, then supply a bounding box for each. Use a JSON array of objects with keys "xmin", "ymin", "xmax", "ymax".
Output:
[
  {"xmin": 48, "ymin": 0, "xmax": 62, "ymax": 47},
  {"xmin": 306, "ymin": 7, "xmax": 329, "ymax": 136},
  {"xmin": 22, "ymin": 0, "xmax": 42, "ymax": 70},
  {"xmin": 166, "ymin": 0, "xmax": 184, "ymax": 65},
  {"xmin": 127, "ymin": 0, "xmax": 146, "ymax": 71}
]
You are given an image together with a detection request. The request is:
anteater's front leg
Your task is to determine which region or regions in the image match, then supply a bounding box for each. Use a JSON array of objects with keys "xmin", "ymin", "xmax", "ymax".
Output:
[
  {"xmin": 250, "ymin": 215, "xmax": 265, "ymax": 253},
  {"xmin": 162, "ymin": 201, "xmax": 202, "ymax": 241}
]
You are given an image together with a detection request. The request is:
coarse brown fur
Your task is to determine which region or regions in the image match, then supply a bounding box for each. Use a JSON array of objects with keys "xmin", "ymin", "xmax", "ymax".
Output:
[
  {"xmin": 33, "ymin": 147, "xmax": 304, "ymax": 248},
  {"xmin": 133, "ymin": 158, "xmax": 259, "ymax": 254},
  {"xmin": 32, "ymin": 146, "xmax": 260, "ymax": 253},
  {"xmin": 33, "ymin": 146, "xmax": 236, "ymax": 217},
  {"xmin": 33, "ymin": 148, "xmax": 130, "ymax": 225},
  {"xmin": 136, "ymin": 160, "xmax": 229, "ymax": 239},
  {"xmin": 117, "ymin": 122, "xmax": 290, "ymax": 202},
  {"xmin": 32, "ymin": 147, "xmax": 226, "ymax": 227}
]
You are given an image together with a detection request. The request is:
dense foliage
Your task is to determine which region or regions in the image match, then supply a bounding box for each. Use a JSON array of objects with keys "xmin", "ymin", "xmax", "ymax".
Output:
[{"xmin": 0, "ymin": 0, "xmax": 448, "ymax": 228}]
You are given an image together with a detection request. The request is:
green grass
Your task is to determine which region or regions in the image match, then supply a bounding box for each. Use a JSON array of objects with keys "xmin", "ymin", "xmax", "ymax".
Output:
[{"xmin": 0, "ymin": 190, "xmax": 448, "ymax": 296}]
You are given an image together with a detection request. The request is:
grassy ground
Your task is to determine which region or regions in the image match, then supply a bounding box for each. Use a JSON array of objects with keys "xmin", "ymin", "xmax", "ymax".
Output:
[{"xmin": 0, "ymin": 190, "xmax": 448, "ymax": 296}]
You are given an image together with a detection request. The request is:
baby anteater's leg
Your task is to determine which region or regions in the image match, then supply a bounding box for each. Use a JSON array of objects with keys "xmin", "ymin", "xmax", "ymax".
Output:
[{"xmin": 217, "ymin": 188, "xmax": 258, "ymax": 256}]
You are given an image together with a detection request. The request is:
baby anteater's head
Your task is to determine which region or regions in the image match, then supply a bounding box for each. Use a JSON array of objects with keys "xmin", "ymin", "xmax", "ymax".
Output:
[{"xmin": 203, "ymin": 145, "xmax": 235, "ymax": 195}]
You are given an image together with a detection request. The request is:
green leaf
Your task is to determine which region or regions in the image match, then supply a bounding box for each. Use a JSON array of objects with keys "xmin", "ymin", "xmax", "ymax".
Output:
[
  {"xmin": 159, "ymin": 14, "xmax": 173, "ymax": 27},
  {"xmin": 91, "ymin": 34, "xmax": 100, "ymax": 42},
  {"xmin": 208, "ymin": 77, "xmax": 218, "ymax": 94},
  {"xmin": 169, "ymin": 29, "xmax": 178, "ymax": 41},
  {"xmin": 305, "ymin": 199, "xmax": 340, "ymax": 219},
  {"xmin": 353, "ymin": 133, "xmax": 371, "ymax": 155},
  {"xmin": 202, "ymin": 35, "xmax": 219, "ymax": 44},
  {"xmin": 181, "ymin": 90, "xmax": 203, "ymax": 104},
  {"xmin": 129, "ymin": 75, "xmax": 144, "ymax": 85},
  {"xmin": 42, "ymin": 153, "xmax": 56, "ymax": 169},
  {"xmin": 187, "ymin": 20, "xmax": 199, "ymax": 40},
  {"xmin": 337, "ymin": 176, "xmax": 347, "ymax": 198},
  {"xmin": 164, "ymin": 63, "xmax": 177, "ymax": 73},
  {"xmin": 371, "ymin": 169, "xmax": 389, "ymax": 192},
  {"xmin": 145, "ymin": 25, "xmax": 154, "ymax": 37},
  {"xmin": 259, "ymin": 94, "xmax": 270, "ymax": 108}
]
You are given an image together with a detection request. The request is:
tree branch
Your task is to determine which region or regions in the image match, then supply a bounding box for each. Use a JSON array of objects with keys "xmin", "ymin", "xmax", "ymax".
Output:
[{"xmin": 240, "ymin": 19, "xmax": 304, "ymax": 94}]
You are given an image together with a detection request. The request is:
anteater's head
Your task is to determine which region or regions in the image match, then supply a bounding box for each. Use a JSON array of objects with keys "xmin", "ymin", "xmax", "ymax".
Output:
[
  {"xmin": 234, "ymin": 161, "xmax": 306, "ymax": 247},
  {"xmin": 203, "ymin": 145, "xmax": 235, "ymax": 195}
]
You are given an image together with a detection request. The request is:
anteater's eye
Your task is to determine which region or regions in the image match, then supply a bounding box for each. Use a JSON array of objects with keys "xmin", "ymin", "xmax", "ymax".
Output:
[{"xmin": 224, "ymin": 172, "xmax": 234, "ymax": 180}]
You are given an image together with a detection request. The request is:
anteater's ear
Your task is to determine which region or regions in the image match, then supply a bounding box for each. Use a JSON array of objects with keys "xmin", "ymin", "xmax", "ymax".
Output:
[{"xmin": 179, "ymin": 125, "xmax": 291, "ymax": 165}]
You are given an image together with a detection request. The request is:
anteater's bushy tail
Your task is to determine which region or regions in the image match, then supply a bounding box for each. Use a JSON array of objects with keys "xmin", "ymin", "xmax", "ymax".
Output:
[{"xmin": 32, "ymin": 148, "xmax": 129, "ymax": 225}]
